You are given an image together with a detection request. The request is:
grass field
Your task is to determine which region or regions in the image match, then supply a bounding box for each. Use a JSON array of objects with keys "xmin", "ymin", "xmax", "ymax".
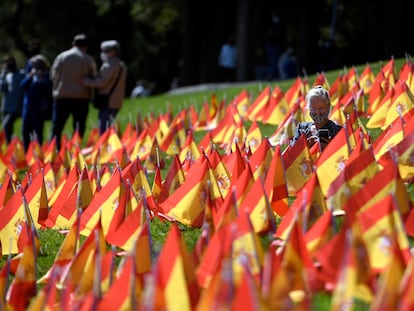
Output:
[{"xmin": 1, "ymin": 57, "xmax": 411, "ymax": 310}]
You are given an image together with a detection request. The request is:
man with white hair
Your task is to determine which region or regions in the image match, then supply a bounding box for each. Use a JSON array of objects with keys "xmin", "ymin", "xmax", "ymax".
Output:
[{"xmin": 291, "ymin": 85, "xmax": 342, "ymax": 151}]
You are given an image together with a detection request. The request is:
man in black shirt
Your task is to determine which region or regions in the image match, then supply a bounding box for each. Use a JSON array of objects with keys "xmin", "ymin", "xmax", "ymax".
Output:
[{"xmin": 292, "ymin": 85, "xmax": 342, "ymax": 151}]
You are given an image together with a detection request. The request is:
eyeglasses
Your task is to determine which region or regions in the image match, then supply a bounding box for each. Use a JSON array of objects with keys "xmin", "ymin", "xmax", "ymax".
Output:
[{"xmin": 309, "ymin": 107, "xmax": 329, "ymax": 113}]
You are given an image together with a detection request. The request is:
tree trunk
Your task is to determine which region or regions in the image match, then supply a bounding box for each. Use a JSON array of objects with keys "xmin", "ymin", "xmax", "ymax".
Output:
[{"xmin": 236, "ymin": 0, "xmax": 252, "ymax": 81}]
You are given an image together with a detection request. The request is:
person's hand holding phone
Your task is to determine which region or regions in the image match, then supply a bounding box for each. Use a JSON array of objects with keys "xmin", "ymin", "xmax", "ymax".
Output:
[{"xmin": 318, "ymin": 129, "xmax": 331, "ymax": 146}]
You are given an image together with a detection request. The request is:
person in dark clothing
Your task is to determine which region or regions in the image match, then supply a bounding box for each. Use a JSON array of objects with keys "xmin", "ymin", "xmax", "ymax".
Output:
[
  {"xmin": 0, "ymin": 55, "xmax": 25, "ymax": 143},
  {"xmin": 292, "ymin": 85, "xmax": 342, "ymax": 151},
  {"xmin": 20, "ymin": 54, "xmax": 52, "ymax": 151},
  {"xmin": 49, "ymin": 34, "xmax": 97, "ymax": 150}
]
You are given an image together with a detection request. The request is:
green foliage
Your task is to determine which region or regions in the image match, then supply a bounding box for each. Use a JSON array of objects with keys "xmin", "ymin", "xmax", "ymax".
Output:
[
  {"xmin": 36, "ymin": 229, "xmax": 66, "ymax": 278},
  {"xmin": 149, "ymin": 217, "xmax": 171, "ymax": 257}
]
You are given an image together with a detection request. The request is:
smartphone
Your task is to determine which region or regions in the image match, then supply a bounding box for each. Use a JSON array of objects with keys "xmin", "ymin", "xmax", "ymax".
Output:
[{"xmin": 318, "ymin": 129, "xmax": 330, "ymax": 140}]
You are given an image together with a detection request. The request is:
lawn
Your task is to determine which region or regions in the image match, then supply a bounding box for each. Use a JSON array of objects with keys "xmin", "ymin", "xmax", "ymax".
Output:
[{"xmin": 1, "ymin": 56, "xmax": 410, "ymax": 310}]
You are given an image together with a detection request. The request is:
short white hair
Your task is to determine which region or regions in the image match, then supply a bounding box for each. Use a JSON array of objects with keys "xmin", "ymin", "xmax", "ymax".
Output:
[
  {"xmin": 306, "ymin": 85, "xmax": 330, "ymax": 108},
  {"xmin": 100, "ymin": 40, "xmax": 120, "ymax": 54}
]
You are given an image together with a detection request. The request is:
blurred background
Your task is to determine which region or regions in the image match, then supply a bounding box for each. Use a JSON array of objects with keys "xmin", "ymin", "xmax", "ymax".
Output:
[{"xmin": 1, "ymin": 0, "xmax": 413, "ymax": 96}]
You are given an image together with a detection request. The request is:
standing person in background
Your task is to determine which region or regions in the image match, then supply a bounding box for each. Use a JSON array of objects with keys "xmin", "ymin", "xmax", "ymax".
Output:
[
  {"xmin": 265, "ymin": 10, "xmax": 285, "ymax": 80},
  {"xmin": 218, "ymin": 34, "xmax": 237, "ymax": 82},
  {"xmin": 83, "ymin": 40, "xmax": 127, "ymax": 134},
  {"xmin": 24, "ymin": 38, "xmax": 42, "ymax": 74},
  {"xmin": 50, "ymin": 33, "xmax": 97, "ymax": 150},
  {"xmin": 20, "ymin": 54, "xmax": 52, "ymax": 151},
  {"xmin": 0, "ymin": 55, "xmax": 25, "ymax": 144}
]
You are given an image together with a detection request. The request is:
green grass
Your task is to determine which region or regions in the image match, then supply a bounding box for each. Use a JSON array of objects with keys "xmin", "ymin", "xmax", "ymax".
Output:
[{"xmin": 1, "ymin": 57, "xmax": 410, "ymax": 310}]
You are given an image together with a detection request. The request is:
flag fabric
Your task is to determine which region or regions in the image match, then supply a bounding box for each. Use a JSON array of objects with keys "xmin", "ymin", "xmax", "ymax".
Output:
[
  {"xmin": 316, "ymin": 126, "xmax": 352, "ymax": 196},
  {"xmin": 262, "ymin": 86, "xmax": 290, "ymax": 125},
  {"xmin": 268, "ymin": 212, "xmax": 313, "ymax": 310},
  {"xmin": 304, "ymin": 209, "xmax": 334, "ymax": 255},
  {"xmin": 45, "ymin": 165, "xmax": 80, "ymax": 229},
  {"xmin": 6, "ymin": 137, "xmax": 27, "ymax": 171},
  {"xmin": 329, "ymin": 228, "xmax": 374, "ymax": 310},
  {"xmin": 7, "ymin": 236, "xmax": 37, "ymax": 310},
  {"xmin": 24, "ymin": 170, "xmax": 49, "ymax": 228},
  {"xmin": 37, "ymin": 219, "xmax": 79, "ymax": 285},
  {"xmin": 159, "ymin": 117, "xmax": 186, "ymax": 155},
  {"xmin": 79, "ymin": 168, "xmax": 127, "ymax": 237},
  {"xmin": 356, "ymin": 194, "xmax": 410, "ymax": 273},
  {"xmin": 197, "ymin": 210, "xmax": 264, "ymax": 289},
  {"xmin": 233, "ymin": 89, "xmax": 250, "ymax": 119},
  {"xmin": 222, "ymin": 142, "xmax": 247, "ymax": 183},
  {"xmin": 129, "ymin": 128, "xmax": 154, "ymax": 161},
  {"xmin": 246, "ymin": 85, "xmax": 270, "ymax": 122},
  {"xmin": 122, "ymin": 157, "xmax": 157, "ymax": 211},
  {"xmin": 366, "ymin": 78, "xmax": 384, "ymax": 117},
  {"xmin": 0, "ymin": 172, "xmax": 15, "ymax": 208},
  {"xmin": 97, "ymin": 255, "xmax": 135, "ymax": 311},
  {"xmin": 343, "ymin": 160, "xmax": 412, "ymax": 223},
  {"xmin": 238, "ymin": 169, "xmax": 275, "ymax": 234},
  {"xmin": 0, "ymin": 189, "xmax": 28, "ymax": 255},
  {"xmin": 248, "ymin": 137, "xmax": 273, "ymax": 181},
  {"xmin": 152, "ymin": 223, "xmax": 199, "ymax": 310},
  {"xmin": 285, "ymin": 77, "xmax": 307, "ymax": 108},
  {"xmin": 358, "ymin": 63, "xmax": 375, "ymax": 95},
  {"xmin": 245, "ymin": 120, "xmax": 262, "ymax": 153},
  {"xmin": 144, "ymin": 138, "xmax": 164, "ymax": 172},
  {"xmin": 281, "ymin": 135, "xmax": 314, "ymax": 195},
  {"xmin": 377, "ymin": 129, "xmax": 414, "ymax": 181},
  {"xmin": 399, "ymin": 251, "xmax": 414, "ymax": 311},
  {"xmin": 369, "ymin": 235, "xmax": 406, "ymax": 311},
  {"xmin": 59, "ymin": 220, "xmax": 106, "ymax": 295},
  {"xmin": 105, "ymin": 191, "xmax": 149, "ymax": 252},
  {"xmin": 158, "ymin": 154, "xmax": 186, "ymax": 203},
  {"xmin": 264, "ymin": 145, "xmax": 288, "ymax": 216},
  {"xmin": 214, "ymin": 165, "xmax": 255, "ymax": 230},
  {"xmin": 366, "ymin": 86, "xmax": 395, "ymax": 129},
  {"xmin": 159, "ymin": 159, "xmax": 211, "ymax": 227},
  {"xmin": 382, "ymin": 80, "xmax": 414, "ymax": 129},
  {"xmin": 205, "ymin": 149, "xmax": 232, "ymax": 199},
  {"xmin": 90, "ymin": 127, "xmax": 124, "ymax": 166},
  {"xmin": 231, "ymin": 266, "xmax": 267, "ymax": 311},
  {"xmin": 326, "ymin": 145, "xmax": 379, "ymax": 211},
  {"xmin": 179, "ymin": 130, "xmax": 201, "ymax": 163},
  {"xmin": 373, "ymin": 114, "xmax": 405, "ymax": 160}
]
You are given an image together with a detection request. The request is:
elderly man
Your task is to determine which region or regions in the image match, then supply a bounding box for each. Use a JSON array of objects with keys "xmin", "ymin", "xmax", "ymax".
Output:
[{"xmin": 291, "ymin": 85, "xmax": 342, "ymax": 151}]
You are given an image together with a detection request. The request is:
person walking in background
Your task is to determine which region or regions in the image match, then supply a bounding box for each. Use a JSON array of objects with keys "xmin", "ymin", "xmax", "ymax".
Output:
[
  {"xmin": 24, "ymin": 38, "xmax": 42, "ymax": 74},
  {"xmin": 20, "ymin": 54, "xmax": 52, "ymax": 151},
  {"xmin": 50, "ymin": 33, "xmax": 97, "ymax": 150},
  {"xmin": 218, "ymin": 34, "xmax": 237, "ymax": 82},
  {"xmin": 83, "ymin": 40, "xmax": 127, "ymax": 134},
  {"xmin": 0, "ymin": 55, "xmax": 25, "ymax": 144}
]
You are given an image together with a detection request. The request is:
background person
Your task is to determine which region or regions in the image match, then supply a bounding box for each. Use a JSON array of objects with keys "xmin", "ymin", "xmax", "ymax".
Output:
[
  {"xmin": 292, "ymin": 85, "xmax": 342, "ymax": 151},
  {"xmin": 50, "ymin": 33, "xmax": 97, "ymax": 150},
  {"xmin": 83, "ymin": 40, "xmax": 127, "ymax": 134},
  {"xmin": 24, "ymin": 38, "xmax": 42, "ymax": 74},
  {"xmin": 0, "ymin": 55, "xmax": 25, "ymax": 144},
  {"xmin": 20, "ymin": 54, "xmax": 52, "ymax": 151},
  {"xmin": 218, "ymin": 34, "xmax": 237, "ymax": 82}
]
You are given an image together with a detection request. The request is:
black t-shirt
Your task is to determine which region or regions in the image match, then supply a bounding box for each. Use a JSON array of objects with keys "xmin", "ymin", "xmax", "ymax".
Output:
[{"xmin": 292, "ymin": 120, "xmax": 342, "ymax": 150}]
